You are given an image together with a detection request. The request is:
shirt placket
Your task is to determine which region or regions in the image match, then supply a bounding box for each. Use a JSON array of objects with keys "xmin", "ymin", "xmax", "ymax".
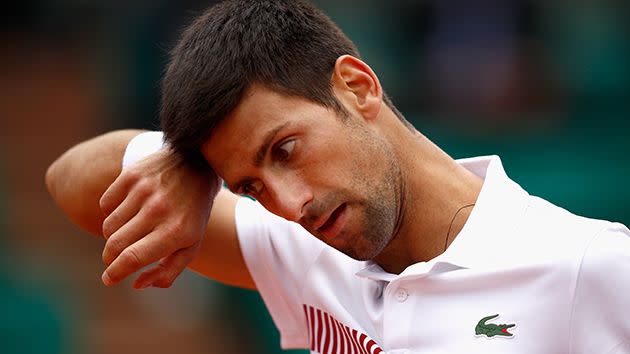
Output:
[{"xmin": 381, "ymin": 264, "xmax": 433, "ymax": 353}]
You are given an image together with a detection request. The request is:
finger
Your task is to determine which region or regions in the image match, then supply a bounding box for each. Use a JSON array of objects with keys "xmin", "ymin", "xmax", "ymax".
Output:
[
  {"xmin": 102, "ymin": 189, "xmax": 172, "ymax": 264},
  {"xmin": 99, "ymin": 169, "xmax": 141, "ymax": 216},
  {"xmin": 101, "ymin": 230, "xmax": 173, "ymax": 286},
  {"xmin": 133, "ymin": 245, "xmax": 198, "ymax": 289},
  {"xmin": 101, "ymin": 202, "xmax": 163, "ymax": 266},
  {"xmin": 101, "ymin": 186, "xmax": 148, "ymax": 240}
]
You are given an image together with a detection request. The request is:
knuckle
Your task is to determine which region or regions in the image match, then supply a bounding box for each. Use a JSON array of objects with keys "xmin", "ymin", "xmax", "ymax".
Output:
[
  {"xmin": 105, "ymin": 268, "xmax": 124, "ymax": 284},
  {"xmin": 164, "ymin": 220, "xmax": 187, "ymax": 244},
  {"xmin": 101, "ymin": 248, "xmax": 111, "ymax": 265},
  {"xmin": 101, "ymin": 216, "xmax": 117, "ymax": 239},
  {"xmin": 170, "ymin": 218, "xmax": 186, "ymax": 236},
  {"xmin": 123, "ymin": 169, "xmax": 141, "ymax": 183},
  {"xmin": 134, "ymin": 179, "xmax": 155, "ymax": 199},
  {"xmin": 154, "ymin": 276, "xmax": 175, "ymax": 288},
  {"xmin": 120, "ymin": 246, "xmax": 143, "ymax": 269},
  {"xmin": 145, "ymin": 197, "xmax": 167, "ymax": 218},
  {"xmin": 107, "ymin": 235, "xmax": 125, "ymax": 253},
  {"xmin": 99, "ymin": 194, "xmax": 112, "ymax": 214},
  {"xmin": 102, "ymin": 250, "xmax": 116, "ymax": 267},
  {"xmin": 102, "ymin": 238, "xmax": 122, "ymax": 264},
  {"xmin": 169, "ymin": 266, "xmax": 185, "ymax": 283}
]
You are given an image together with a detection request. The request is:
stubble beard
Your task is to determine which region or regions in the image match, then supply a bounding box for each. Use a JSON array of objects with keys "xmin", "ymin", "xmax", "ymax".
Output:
[
  {"xmin": 340, "ymin": 130, "xmax": 401, "ymax": 261},
  {"xmin": 343, "ymin": 158, "xmax": 400, "ymax": 261}
]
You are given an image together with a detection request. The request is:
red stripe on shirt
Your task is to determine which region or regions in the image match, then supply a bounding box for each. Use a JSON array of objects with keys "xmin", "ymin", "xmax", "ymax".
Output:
[
  {"xmin": 329, "ymin": 314, "xmax": 338, "ymax": 354},
  {"xmin": 351, "ymin": 329, "xmax": 367, "ymax": 354},
  {"xmin": 302, "ymin": 305, "xmax": 311, "ymax": 350},
  {"xmin": 301, "ymin": 305, "xmax": 384, "ymax": 354},
  {"xmin": 365, "ymin": 339, "xmax": 376, "ymax": 354},
  {"xmin": 358, "ymin": 333, "xmax": 369, "ymax": 354},
  {"xmin": 316, "ymin": 309, "xmax": 324, "ymax": 353},
  {"xmin": 334, "ymin": 319, "xmax": 346, "ymax": 354},
  {"xmin": 309, "ymin": 306, "xmax": 316, "ymax": 351},
  {"xmin": 323, "ymin": 312, "xmax": 331, "ymax": 354},
  {"xmin": 345, "ymin": 325, "xmax": 359, "ymax": 354},
  {"xmin": 345, "ymin": 322, "xmax": 354, "ymax": 354}
]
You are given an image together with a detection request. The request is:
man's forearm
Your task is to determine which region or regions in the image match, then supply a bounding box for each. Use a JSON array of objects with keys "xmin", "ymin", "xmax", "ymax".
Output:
[
  {"xmin": 45, "ymin": 129, "xmax": 145, "ymax": 236},
  {"xmin": 46, "ymin": 129, "xmax": 253, "ymax": 289}
]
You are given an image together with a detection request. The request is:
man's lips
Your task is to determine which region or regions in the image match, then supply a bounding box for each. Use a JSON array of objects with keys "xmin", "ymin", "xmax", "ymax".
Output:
[{"xmin": 314, "ymin": 203, "xmax": 347, "ymax": 238}]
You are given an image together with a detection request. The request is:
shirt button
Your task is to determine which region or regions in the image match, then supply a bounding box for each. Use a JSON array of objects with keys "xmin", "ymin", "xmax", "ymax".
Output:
[{"xmin": 395, "ymin": 288, "xmax": 409, "ymax": 302}]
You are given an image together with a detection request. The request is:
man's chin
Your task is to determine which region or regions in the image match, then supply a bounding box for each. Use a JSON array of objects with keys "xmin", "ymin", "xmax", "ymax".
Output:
[
  {"xmin": 337, "ymin": 240, "xmax": 381, "ymax": 262},
  {"xmin": 320, "ymin": 227, "xmax": 386, "ymax": 261}
]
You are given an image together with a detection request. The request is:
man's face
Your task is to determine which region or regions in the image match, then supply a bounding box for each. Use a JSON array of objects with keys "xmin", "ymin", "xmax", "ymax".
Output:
[{"xmin": 202, "ymin": 85, "xmax": 401, "ymax": 261}]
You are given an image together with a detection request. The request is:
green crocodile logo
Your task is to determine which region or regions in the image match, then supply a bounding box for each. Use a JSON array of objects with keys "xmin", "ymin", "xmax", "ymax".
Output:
[{"xmin": 475, "ymin": 314, "xmax": 515, "ymax": 338}]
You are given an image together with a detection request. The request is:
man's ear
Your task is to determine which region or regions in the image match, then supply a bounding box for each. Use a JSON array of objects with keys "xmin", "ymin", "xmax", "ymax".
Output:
[{"xmin": 332, "ymin": 55, "xmax": 382, "ymax": 121}]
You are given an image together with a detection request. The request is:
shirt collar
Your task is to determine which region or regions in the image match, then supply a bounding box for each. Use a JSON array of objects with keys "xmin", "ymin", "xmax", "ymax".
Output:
[{"xmin": 356, "ymin": 155, "xmax": 530, "ymax": 282}]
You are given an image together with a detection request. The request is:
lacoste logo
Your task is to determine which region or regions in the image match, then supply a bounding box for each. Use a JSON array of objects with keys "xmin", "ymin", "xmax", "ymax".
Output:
[{"xmin": 475, "ymin": 314, "xmax": 516, "ymax": 338}]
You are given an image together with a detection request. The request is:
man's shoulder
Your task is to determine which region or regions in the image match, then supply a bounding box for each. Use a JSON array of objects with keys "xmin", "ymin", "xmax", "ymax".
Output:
[
  {"xmin": 522, "ymin": 195, "xmax": 611, "ymax": 242},
  {"xmin": 579, "ymin": 222, "xmax": 630, "ymax": 276},
  {"xmin": 501, "ymin": 195, "xmax": 616, "ymax": 267},
  {"xmin": 569, "ymin": 223, "xmax": 630, "ymax": 353}
]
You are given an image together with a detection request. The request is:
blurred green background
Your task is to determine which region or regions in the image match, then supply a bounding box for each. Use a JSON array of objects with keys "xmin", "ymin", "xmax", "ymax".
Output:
[{"xmin": 1, "ymin": 1, "xmax": 628, "ymax": 353}]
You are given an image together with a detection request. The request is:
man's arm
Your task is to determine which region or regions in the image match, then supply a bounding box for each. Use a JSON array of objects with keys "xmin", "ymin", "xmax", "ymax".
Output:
[
  {"xmin": 46, "ymin": 130, "xmax": 140, "ymax": 236},
  {"xmin": 45, "ymin": 130, "xmax": 255, "ymax": 290}
]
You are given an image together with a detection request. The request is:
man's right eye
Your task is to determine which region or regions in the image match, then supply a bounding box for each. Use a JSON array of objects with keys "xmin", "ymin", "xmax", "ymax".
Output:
[
  {"xmin": 241, "ymin": 180, "xmax": 263, "ymax": 195},
  {"xmin": 273, "ymin": 139, "xmax": 296, "ymax": 161}
]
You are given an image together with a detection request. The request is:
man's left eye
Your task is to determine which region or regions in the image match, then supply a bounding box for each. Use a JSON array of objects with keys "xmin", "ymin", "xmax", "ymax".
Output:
[{"xmin": 274, "ymin": 140, "xmax": 295, "ymax": 161}]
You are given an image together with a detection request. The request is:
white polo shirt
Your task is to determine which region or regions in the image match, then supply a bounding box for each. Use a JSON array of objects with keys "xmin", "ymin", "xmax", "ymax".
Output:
[{"xmin": 236, "ymin": 155, "xmax": 630, "ymax": 354}]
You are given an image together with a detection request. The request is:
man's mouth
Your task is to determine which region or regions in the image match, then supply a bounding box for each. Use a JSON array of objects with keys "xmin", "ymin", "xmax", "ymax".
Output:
[{"xmin": 316, "ymin": 203, "xmax": 347, "ymax": 238}]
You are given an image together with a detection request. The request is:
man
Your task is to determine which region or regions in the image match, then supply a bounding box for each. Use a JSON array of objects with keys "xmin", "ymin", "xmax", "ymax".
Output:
[{"xmin": 46, "ymin": 1, "xmax": 630, "ymax": 353}]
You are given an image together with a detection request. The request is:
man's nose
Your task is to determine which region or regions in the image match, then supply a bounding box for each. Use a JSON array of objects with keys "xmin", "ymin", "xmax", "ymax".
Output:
[{"xmin": 264, "ymin": 174, "xmax": 312, "ymax": 223}]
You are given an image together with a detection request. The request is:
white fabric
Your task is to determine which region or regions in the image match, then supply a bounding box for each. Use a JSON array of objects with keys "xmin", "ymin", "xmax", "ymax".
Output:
[
  {"xmin": 235, "ymin": 155, "xmax": 630, "ymax": 353},
  {"xmin": 236, "ymin": 199, "xmax": 328, "ymax": 348},
  {"xmin": 122, "ymin": 131, "xmax": 165, "ymax": 168}
]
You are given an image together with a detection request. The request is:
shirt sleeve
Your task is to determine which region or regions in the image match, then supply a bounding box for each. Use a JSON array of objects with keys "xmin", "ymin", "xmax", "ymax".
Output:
[
  {"xmin": 122, "ymin": 131, "xmax": 165, "ymax": 168},
  {"xmin": 570, "ymin": 222, "xmax": 630, "ymax": 354},
  {"xmin": 235, "ymin": 197, "xmax": 327, "ymax": 349}
]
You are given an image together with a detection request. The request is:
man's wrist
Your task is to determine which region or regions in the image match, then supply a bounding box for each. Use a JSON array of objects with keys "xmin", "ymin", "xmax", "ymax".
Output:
[{"xmin": 122, "ymin": 131, "xmax": 166, "ymax": 168}]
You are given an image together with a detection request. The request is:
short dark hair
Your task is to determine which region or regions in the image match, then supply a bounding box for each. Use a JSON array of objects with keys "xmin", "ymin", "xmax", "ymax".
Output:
[{"xmin": 160, "ymin": 0, "xmax": 404, "ymax": 166}]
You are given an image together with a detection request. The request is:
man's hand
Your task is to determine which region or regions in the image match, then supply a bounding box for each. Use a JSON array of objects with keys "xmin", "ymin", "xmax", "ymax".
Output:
[{"xmin": 99, "ymin": 149, "xmax": 221, "ymax": 289}]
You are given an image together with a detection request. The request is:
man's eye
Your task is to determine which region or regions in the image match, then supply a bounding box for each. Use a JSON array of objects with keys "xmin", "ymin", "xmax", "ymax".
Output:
[
  {"xmin": 274, "ymin": 140, "xmax": 295, "ymax": 161},
  {"xmin": 242, "ymin": 180, "xmax": 263, "ymax": 195}
]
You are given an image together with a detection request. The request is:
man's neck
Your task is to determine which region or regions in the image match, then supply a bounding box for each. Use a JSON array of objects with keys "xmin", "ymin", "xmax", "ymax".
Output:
[{"xmin": 373, "ymin": 131, "xmax": 483, "ymax": 274}]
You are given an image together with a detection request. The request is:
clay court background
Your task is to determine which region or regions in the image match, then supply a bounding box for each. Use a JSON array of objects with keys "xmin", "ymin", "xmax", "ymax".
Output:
[{"xmin": 1, "ymin": 1, "xmax": 629, "ymax": 353}]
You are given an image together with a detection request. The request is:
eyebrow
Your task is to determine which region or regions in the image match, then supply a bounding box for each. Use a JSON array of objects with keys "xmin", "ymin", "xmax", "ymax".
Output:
[{"xmin": 253, "ymin": 122, "xmax": 290, "ymax": 167}]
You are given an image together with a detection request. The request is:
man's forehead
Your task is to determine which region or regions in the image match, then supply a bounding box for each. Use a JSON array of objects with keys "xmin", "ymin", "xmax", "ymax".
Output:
[
  {"xmin": 211, "ymin": 86, "xmax": 293, "ymax": 134},
  {"xmin": 205, "ymin": 85, "xmax": 310, "ymax": 149},
  {"xmin": 202, "ymin": 112, "xmax": 290, "ymax": 173},
  {"xmin": 202, "ymin": 84, "xmax": 326, "ymax": 171}
]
